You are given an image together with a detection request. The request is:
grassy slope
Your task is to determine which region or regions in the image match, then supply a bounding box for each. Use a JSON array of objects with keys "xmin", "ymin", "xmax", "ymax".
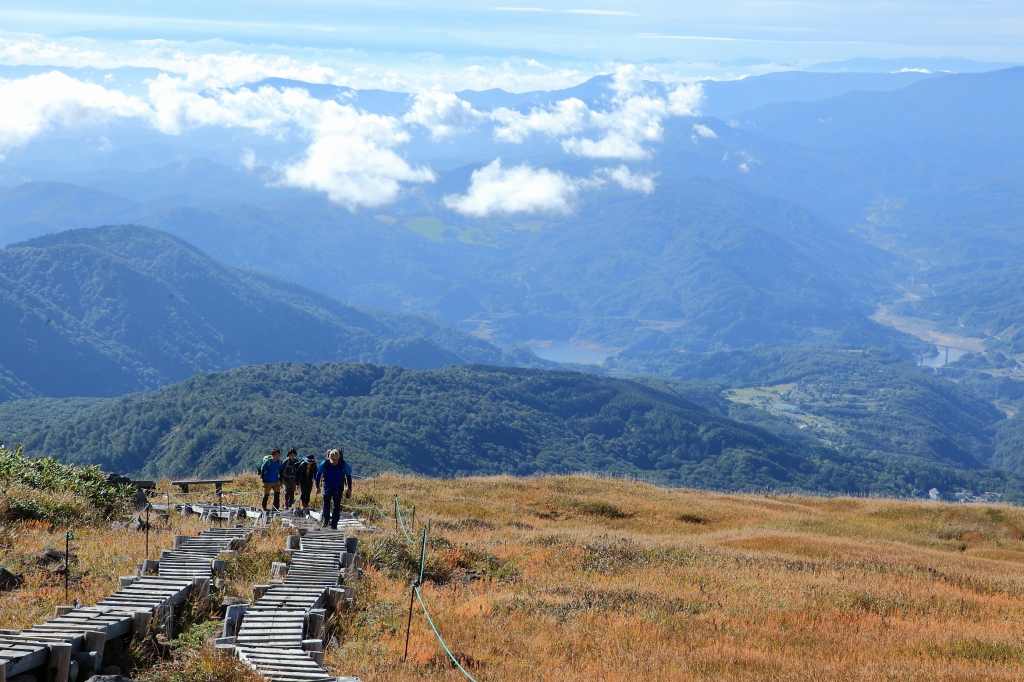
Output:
[
  {"xmin": 342, "ymin": 475, "xmax": 1024, "ymax": 681},
  {"xmin": 3, "ymin": 468, "xmax": 1024, "ymax": 680}
]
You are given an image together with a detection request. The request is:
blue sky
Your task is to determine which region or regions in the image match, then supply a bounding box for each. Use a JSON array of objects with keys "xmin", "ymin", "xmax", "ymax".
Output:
[
  {"xmin": 2, "ymin": 1, "xmax": 1023, "ymax": 67},
  {"xmin": 1, "ymin": 1, "xmax": 1021, "ymax": 212}
]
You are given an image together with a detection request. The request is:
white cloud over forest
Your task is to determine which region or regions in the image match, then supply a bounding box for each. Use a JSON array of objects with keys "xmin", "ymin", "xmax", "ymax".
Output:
[
  {"xmin": 0, "ymin": 71, "xmax": 149, "ymax": 154},
  {"xmin": 402, "ymin": 88, "xmax": 485, "ymax": 139},
  {"xmin": 443, "ymin": 159, "xmax": 580, "ymax": 216},
  {"xmin": 0, "ymin": 39, "xmax": 697, "ymax": 209},
  {"xmin": 491, "ymin": 65, "xmax": 704, "ymax": 160}
]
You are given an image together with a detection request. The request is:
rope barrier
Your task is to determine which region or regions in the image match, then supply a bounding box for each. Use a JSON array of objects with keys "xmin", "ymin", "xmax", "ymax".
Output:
[
  {"xmin": 397, "ymin": 507, "xmax": 479, "ymax": 681},
  {"xmin": 396, "ymin": 502, "xmax": 420, "ymax": 545},
  {"xmin": 0, "ymin": 534, "xmax": 64, "ymax": 572},
  {"xmin": 414, "ymin": 585, "xmax": 479, "ymax": 682}
]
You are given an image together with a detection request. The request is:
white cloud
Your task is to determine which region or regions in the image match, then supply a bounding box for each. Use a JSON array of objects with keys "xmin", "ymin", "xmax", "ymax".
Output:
[
  {"xmin": 723, "ymin": 150, "xmax": 760, "ymax": 173},
  {"xmin": 601, "ymin": 165, "xmax": 655, "ymax": 194},
  {"xmin": 692, "ymin": 123, "xmax": 717, "ymax": 138},
  {"xmin": 282, "ymin": 104, "xmax": 435, "ymax": 209},
  {"xmin": 146, "ymin": 75, "xmax": 304, "ymax": 136},
  {"xmin": 0, "ymin": 68, "xmax": 434, "ymax": 208},
  {"xmin": 240, "ymin": 148, "xmax": 256, "ymax": 170},
  {"xmin": 0, "ymin": 71, "xmax": 149, "ymax": 154},
  {"xmin": 564, "ymin": 9, "xmax": 636, "ymax": 15},
  {"xmin": 668, "ymin": 83, "xmax": 704, "ymax": 116},
  {"xmin": 491, "ymin": 97, "xmax": 590, "ymax": 143},
  {"xmin": 491, "ymin": 65, "xmax": 705, "ymax": 160},
  {"xmin": 443, "ymin": 159, "xmax": 579, "ymax": 217},
  {"xmin": 402, "ymin": 89, "xmax": 484, "ymax": 139}
]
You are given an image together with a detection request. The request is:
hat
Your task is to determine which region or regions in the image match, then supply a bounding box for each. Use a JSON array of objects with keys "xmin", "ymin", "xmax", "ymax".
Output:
[{"xmin": 305, "ymin": 454, "xmax": 315, "ymax": 462}]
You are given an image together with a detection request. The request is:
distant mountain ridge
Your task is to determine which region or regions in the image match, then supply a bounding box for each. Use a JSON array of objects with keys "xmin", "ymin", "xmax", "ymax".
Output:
[
  {"xmin": 0, "ymin": 224, "xmax": 518, "ymax": 399},
  {"xmin": 0, "ymin": 360, "xmax": 941, "ymax": 492}
]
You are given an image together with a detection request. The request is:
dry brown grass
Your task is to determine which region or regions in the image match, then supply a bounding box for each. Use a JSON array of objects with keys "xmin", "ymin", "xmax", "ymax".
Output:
[
  {"xmin": 327, "ymin": 475, "xmax": 1024, "ymax": 682},
  {"xmin": 6, "ymin": 473, "xmax": 1024, "ymax": 681},
  {"xmin": 0, "ymin": 476, "xmax": 286, "ymax": 631}
]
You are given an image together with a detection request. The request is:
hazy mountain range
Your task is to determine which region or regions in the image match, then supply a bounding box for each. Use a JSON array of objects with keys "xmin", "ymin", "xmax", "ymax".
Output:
[{"xmin": 4, "ymin": 65, "xmax": 1024, "ymax": 496}]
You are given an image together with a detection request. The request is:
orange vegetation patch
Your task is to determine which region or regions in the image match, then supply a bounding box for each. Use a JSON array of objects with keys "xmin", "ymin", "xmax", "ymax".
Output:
[{"xmin": 326, "ymin": 475, "xmax": 1024, "ymax": 681}]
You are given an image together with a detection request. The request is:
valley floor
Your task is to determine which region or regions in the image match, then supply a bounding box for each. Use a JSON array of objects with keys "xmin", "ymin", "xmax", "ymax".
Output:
[{"xmin": 343, "ymin": 475, "xmax": 1024, "ymax": 681}]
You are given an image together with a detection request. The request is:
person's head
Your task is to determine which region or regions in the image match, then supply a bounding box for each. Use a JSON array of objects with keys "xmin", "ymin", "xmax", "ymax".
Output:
[
  {"xmin": 306, "ymin": 454, "xmax": 315, "ymax": 463},
  {"xmin": 287, "ymin": 448, "xmax": 297, "ymax": 459},
  {"xmin": 271, "ymin": 448, "xmax": 281, "ymax": 460},
  {"xmin": 328, "ymin": 448, "xmax": 341, "ymax": 464}
]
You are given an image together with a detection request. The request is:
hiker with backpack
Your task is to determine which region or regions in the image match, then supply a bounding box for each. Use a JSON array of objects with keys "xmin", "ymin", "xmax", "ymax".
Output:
[
  {"xmin": 280, "ymin": 448, "xmax": 301, "ymax": 510},
  {"xmin": 315, "ymin": 448, "xmax": 352, "ymax": 529},
  {"xmin": 298, "ymin": 453, "xmax": 317, "ymax": 512},
  {"xmin": 259, "ymin": 448, "xmax": 282, "ymax": 511}
]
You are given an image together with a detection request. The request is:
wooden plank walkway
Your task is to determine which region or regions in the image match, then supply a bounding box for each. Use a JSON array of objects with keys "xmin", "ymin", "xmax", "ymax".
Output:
[
  {"xmin": 1, "ymin": 524, "xmax": 254, "ymax": 681},
  {"xmin": 236, "ymin": 528, "xmax": 357, "ymax": 682},
  {"xmin": 282, "ymin": 511, "xmax": 366, "ymax": 533}
]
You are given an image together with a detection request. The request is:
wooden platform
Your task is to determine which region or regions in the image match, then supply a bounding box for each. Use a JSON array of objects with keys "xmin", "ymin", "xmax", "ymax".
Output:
[
  {"xmin": 1, "ymin": 524, "xmax": 254, "ymax": 682},
  {"xmin": 238, "ymin": 647, "xmax": 335, "ymax": 682},
  {"xmin": 236, "ymin": 528, "xmax": 356, "ymax": 682},
  {"xmin": 282, "ymin": 511, "xmax": 366, "ymax": 533}
]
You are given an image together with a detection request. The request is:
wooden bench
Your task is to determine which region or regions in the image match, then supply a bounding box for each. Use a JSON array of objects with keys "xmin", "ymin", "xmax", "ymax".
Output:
[{"xmin": 171, "ymin": 479, "xmax": 234, "ymax": 494}]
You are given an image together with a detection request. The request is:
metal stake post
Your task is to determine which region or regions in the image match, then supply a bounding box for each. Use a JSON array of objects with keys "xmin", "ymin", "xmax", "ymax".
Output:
[
  {"xmin": 404, "ymin": 525, "xmax": 429, "ymax": 662},
  {"xmin": 145, "ymin": 504, "xmax": 150, "ymax": 559},
  {"xmin": 64, "ymin": 531, "xmax": 70, "ymax": 603},
  {"xmin": 394, "ymin": 496, "xmax": 399, "ymax": 534}
]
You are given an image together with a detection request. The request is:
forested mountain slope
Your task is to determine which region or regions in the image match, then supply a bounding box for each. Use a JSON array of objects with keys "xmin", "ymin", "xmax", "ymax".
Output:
[
  {"xmin": 0, "ymin": 225, "xmax": 511, "ymax": 398},
  {"xmin": 607, "ymin": 346, "xmax": 1008, "ymax": 473},
  {"xmin": 143, "ymin": 178, "xmax": 899, "ymax": 352},
  {"xmin": 0, "ymin": 360, "xmax": 978, "ymax": 495}
]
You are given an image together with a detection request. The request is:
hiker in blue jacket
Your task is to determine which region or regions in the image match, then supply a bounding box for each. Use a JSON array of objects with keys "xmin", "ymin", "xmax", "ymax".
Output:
[
  {"xmin": 260, "ymin": 448, "xmax": 282, "ymax": 511},
  {"xmin": 315, "ymin": 448, "xmax": 352, "ymax": 529}
]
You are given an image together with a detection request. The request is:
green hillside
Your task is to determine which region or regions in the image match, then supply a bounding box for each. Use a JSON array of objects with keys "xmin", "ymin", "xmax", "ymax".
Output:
[
  {"xmin": 5, "ymin": 360, "xmax": 1020, "ymax": 499},
  {"xmin": 607, "ymin": 346, "xmax": 1012, "ymax": 474},
  {"xmin": 143, "ymin": 177, "xmax": 900, "ymax": 352},
  {"xmin": 0, "ymin": 225, "xmax": 518, "ymax": 399}
]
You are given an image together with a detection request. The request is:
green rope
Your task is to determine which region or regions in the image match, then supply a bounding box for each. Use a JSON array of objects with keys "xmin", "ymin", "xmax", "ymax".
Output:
[
  {"xmin": 396, "ymin": 504, "xmax": 420, "ymax": 545},
  {"xmin": 414, "ymin": 585, "xmax": 479, "ymax": 682},
  {"xmin": 0, "ymin": 535, "xmax": 63, "ymax": 572}
]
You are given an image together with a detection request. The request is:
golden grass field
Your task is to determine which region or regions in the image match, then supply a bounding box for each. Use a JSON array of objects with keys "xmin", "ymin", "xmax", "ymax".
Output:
[
  {"xmin": 3, "ymin": 474, "xmax": 1024, "ymax": 681},
  {"xmin": 339, "ymin": 475, "xmax": 1024, "ymax": 682}
]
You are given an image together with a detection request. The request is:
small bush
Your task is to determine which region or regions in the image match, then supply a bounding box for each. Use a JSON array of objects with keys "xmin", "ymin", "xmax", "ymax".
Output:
[
  {"xmin": 0, "ymin": 446, "xmax": 133, "ymax": 523},
  {"xmin": 676, "ymin": 513, "xmax": 709, "ymax": 524},
  {"xmin": 575, "ymin": 500, "xmax": 631, "ymax": 519},
  {"xmin": 226, "ymin": 548, "xmax": 290, "ymax": 585},
  {"xmin": 365, "ymin": 534, "xmax": 452, "ymax": 585},
  {"xmin": 137, "ymin": 646, "xmax": 263, "ymax": 682},
  {"xmin": 924, "ymin": 638, "xmax": 1024, "ymax": 664}
]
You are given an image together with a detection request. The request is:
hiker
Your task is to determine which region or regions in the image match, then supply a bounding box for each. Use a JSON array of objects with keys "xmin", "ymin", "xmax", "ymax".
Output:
[
  {"xmin": 280, "ymin": 448, "xmax": 301, "ymax": 509},
  {"xmin": 259, "ymin": 448, "xmax": 282, "ymax": 511},
  {"xmin": 298, "ymin": 453, "xmax": 317, "ymax": 511},
  {"xmin": 315, "ymin": 448, "xmax": 352, "ymax": 529}
]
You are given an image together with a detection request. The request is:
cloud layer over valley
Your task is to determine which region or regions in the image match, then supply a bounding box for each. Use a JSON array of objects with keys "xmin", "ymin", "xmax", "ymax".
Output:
[{"xmin": 0, "ymin": 36, "xmax": 706, "ymax": 214}]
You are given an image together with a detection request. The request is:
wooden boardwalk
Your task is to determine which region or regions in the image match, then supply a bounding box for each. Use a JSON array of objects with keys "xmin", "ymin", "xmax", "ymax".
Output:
[
  {"xmin": 0, "ymin": 525, "xmax": 253, "ymax": 682},
  {"xmin": 235, "ymin": 528, "xmax": 359, "ymax": 682}
]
